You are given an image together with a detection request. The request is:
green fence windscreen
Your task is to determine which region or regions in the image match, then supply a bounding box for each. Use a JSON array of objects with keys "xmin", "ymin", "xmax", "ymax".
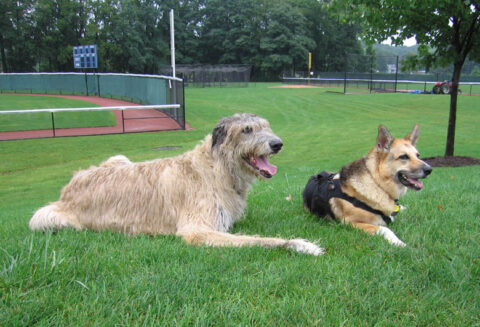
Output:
[{"xmin": 0, "ymin": 72, "xmax": 185, "ymax": 130}]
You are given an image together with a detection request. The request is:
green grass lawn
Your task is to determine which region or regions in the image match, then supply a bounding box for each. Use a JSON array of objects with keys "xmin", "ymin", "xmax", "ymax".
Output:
[
  {"xmin": 0, "ymin": 94, "xmax": 117, "ymax": 132},
  {"xmin": 1, "ymin": 84, "xmax": 479, "ymax": 326}
]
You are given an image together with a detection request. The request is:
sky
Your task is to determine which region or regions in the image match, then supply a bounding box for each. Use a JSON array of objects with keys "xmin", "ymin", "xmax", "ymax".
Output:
[
  {"xmin": 382, "ymin": 36, "xmax": 417, "ymax": 47},
  {"xmin": 403, "ymin": 37, "xmax": 417, "ymax": 47}
]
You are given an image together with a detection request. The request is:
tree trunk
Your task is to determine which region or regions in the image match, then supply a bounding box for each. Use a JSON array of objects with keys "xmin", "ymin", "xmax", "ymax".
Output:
[
  {"xmin": 444, "ymin": 62, "xmax": 463, "ymax": 157},
  {"xmin": 0, "ymin": 33, "xmax": 8, "ymax": 73}
]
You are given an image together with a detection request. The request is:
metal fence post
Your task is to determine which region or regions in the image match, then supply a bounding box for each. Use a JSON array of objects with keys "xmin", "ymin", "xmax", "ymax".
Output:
[
  {"xmin": 394, "ymin": 56, "xmax": 399, "ymax": 93},
  {"xmin": 370, "ymin": 57, "xmax": 373, "ymax": 93},
  {"xmin": 51, "ymin": 112, "xmax": 56, "ymax": 137},
  {"xmin": 182, "ymin": 78, "xmax": 186, "ymax": 130},
  {"xmin": 84, "ymin": 72, "xmax": 89, "ymax": 96},
  {"xmin": 122, "ymin": 110, "xmax": 125, "ymax": 133},
  {"xmin": 96, "ymin": 71, "xmax": 101, "ymax": 96}
]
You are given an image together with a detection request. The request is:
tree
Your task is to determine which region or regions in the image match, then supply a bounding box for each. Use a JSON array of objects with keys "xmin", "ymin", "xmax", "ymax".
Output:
[
  {"xmin": 0, "ymin": 0, "xmax": 368, "ymax": 81},
  {"xmin": 86, "ymin": 0, "xmax": 171, "ymax": 74},
  {"xmin": 256, "ymin": 0, "xmax": 315, "ymax": 80},
  {"xmin": 0, "ymin": 0, "xmax": 36, "ymax": 72},
  {"xmin": 333, "ymin": 0, "xmax": 480, "ymax": 156},
  {"xmin": 33, "ymin": 0, "xmax": 89, "ymax": 71},
  {"xmin": 198, "ymin": 0, "xmax": 316, "ymax": 80},
  {"xmin": 167, "ymin": 0, "xmax": 204, "ymax": 65},
  {"xmin": 84, "ymin": 0, "xmax": 121, "ymax": 72},
  {"xmin": 199, "ymin": 0, "xmax": 259, "ymax": 65},
  {"xmin": 470, "ymin": 65, "xmax": 480, "ymax": 76}
]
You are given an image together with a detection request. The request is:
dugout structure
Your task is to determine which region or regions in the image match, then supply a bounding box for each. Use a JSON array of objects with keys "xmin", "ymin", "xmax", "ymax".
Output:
[
  {"xmin": 162, "ymin": 64, "xmax": 251, "ymax": 88},
  {"xmin": 0, "ymin": 72, "xmax": 185, "ymax": 134}
]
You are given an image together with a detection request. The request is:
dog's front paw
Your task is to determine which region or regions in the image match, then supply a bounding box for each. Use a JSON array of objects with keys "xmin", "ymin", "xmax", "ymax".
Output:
[
  {"xmin": 286, "ymin": 239, "xmax": 325, "ymax": 256},
  {"xmin": 376, "ymin": 227, "xmax": 406, "ymax": 247}
]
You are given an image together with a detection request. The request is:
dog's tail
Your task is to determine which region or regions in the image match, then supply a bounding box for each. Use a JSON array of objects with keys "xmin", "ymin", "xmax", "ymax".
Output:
[{"xmin": 29, "ymin": 203, "xmax": 80, "ymax": 231}]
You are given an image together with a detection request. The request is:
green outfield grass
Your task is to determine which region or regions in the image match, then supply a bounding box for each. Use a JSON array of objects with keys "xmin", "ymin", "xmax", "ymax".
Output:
[
  {"xmin": 0, "ymin": 94, "xmax": 117, "ymax": 132},
  {"xmin": 1, "ymin": 84, "xmax": 479, "ymax": 326}
]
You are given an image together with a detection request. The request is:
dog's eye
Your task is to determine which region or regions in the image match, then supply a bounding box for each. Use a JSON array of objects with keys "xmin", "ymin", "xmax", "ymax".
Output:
[
  {"xmin": 398, "ymin": 154, "xmax": 410, "ymax": 160},
  {"xmin": 242, "ymin": 126, "xmax": 252, "ymax": 134}
]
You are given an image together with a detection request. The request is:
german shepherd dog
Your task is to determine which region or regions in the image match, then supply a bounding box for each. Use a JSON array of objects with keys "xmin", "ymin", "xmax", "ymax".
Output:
[{"xmin": 303, "ymin": 124, "xmax": 432, "ymax": 247}]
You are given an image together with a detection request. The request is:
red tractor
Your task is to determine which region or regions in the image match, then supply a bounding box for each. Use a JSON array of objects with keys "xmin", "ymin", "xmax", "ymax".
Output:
[{"xmin": 432, "ymin": 80, "xmax": 462, "ymax": 94}]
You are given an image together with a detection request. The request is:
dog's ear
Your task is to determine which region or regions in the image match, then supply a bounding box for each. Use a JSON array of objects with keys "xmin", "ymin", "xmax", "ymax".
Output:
[
  {"xmin": 405, "ymin": 124, "xmax": 419, "ymax": 146},
  {"xmin": 212, "ymin": 125, "xmax": 227, "ymax": 148},
  {"xmin": 377, "ymin": 125, "xmax": 394, "ymax": 151}
]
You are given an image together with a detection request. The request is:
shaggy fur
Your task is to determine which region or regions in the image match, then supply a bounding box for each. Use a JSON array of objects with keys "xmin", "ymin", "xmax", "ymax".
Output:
[{"xmin": 30, "ymin": 113, "xmax": 324, "ymax": 256}]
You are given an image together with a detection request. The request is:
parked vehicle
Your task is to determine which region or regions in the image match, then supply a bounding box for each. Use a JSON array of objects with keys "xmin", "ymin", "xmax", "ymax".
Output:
[{"xmin": 432, "ymin": 80, "xmax": 462, "ymax": 94}]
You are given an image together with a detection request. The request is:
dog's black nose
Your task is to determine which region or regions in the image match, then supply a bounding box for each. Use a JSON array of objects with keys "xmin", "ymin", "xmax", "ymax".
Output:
[
  {"xmin": 269, "ymin": 140, "xmax": 283, "ymax": 153},
  {"xmin": 423, "ymin": 165, "xmax": 433, "ymax": 176}
]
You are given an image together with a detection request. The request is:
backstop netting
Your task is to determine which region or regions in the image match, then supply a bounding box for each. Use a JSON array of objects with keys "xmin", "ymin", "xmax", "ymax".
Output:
[{"xmin": 161, "ymin": 64, "xmax": 251, "ymax": 88}]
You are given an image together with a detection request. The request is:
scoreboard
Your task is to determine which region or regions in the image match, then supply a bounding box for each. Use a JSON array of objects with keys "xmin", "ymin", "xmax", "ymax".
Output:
[{"xmin": 73, "ymin": 45, "xmax": 98, "ymax": 69}]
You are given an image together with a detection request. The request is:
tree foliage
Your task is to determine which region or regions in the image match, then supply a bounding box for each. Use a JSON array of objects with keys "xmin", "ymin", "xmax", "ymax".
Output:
[
  {"xmin": 0, "ymin": 0, "xmax": 36, "ymax": 73},
  {"xmin": 0, "ymin": 0, "xmax": 366, "ymax": 80},
  {"xmin": 332, "ymin": 0, "xmax": 480, "ymax": 156}
]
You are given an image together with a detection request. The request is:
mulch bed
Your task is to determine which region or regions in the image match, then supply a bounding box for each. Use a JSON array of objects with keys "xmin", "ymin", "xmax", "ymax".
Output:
[{"xmin": 423, "ymin": 156, "xmax": 480, "ymax": 167}]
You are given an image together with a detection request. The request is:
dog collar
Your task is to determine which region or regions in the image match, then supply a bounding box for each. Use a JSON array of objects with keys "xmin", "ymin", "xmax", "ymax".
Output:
[{"xmin": 392, "ymin": 202, "xmax": 400, "ymax": 216}]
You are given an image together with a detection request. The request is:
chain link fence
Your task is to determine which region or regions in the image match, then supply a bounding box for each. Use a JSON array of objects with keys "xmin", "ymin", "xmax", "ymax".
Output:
[
  {"xmin": 0, "ymin": 73, "xmax": 185, "ymax": 139},
  {"xmin": 161, "ymin": 64, "xmax": 251, "ymax": 88},
  {"xmin": 283, "ymin": 55, "xmax": 480, "ymax": 95}
]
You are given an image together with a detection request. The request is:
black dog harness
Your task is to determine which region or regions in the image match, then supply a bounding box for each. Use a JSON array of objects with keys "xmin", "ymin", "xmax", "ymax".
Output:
[{"xmin": 304, "ymin": 171, "xmax": 399, "ymax": 224}]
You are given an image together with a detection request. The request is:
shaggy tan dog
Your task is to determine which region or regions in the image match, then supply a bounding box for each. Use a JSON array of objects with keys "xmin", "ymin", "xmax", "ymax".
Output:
[{"xmin": 30, "ymin": 113, "xmax": 324, "ymax": 256}]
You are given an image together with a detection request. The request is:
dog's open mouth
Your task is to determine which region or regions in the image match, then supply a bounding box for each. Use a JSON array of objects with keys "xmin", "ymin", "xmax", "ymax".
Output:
[
  {"xmin": 397, "ymin": 172, "xmax": 424, "ymax": 191},
  {"xmin": 244, "ymin": 155, "xmax": 277, "ymax": 178}
]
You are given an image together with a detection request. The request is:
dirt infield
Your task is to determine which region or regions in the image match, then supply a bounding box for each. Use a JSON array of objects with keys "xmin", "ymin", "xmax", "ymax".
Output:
[{"xmin": 0, "ymin": 94, "xmax": 188, "ymax": 141}]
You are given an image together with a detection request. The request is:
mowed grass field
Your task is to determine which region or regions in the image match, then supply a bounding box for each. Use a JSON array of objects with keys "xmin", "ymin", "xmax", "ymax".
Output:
[
  {"xmin": 0, "ymin": 94, "xmax": 116, "ymax": 132},
  {"xmin": 1, "ymin": 84, "xmax": 479, "ymax": 326}
]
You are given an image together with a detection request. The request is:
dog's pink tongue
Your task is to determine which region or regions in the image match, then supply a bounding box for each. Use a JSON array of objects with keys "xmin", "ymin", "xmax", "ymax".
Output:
[
  {"xmin": 256, "ymin": 156, "xmax": 277, "ymax": 176},
  {"xmin": 408, "ymin": 177, "xmax": 424, "ymax": 190}
]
